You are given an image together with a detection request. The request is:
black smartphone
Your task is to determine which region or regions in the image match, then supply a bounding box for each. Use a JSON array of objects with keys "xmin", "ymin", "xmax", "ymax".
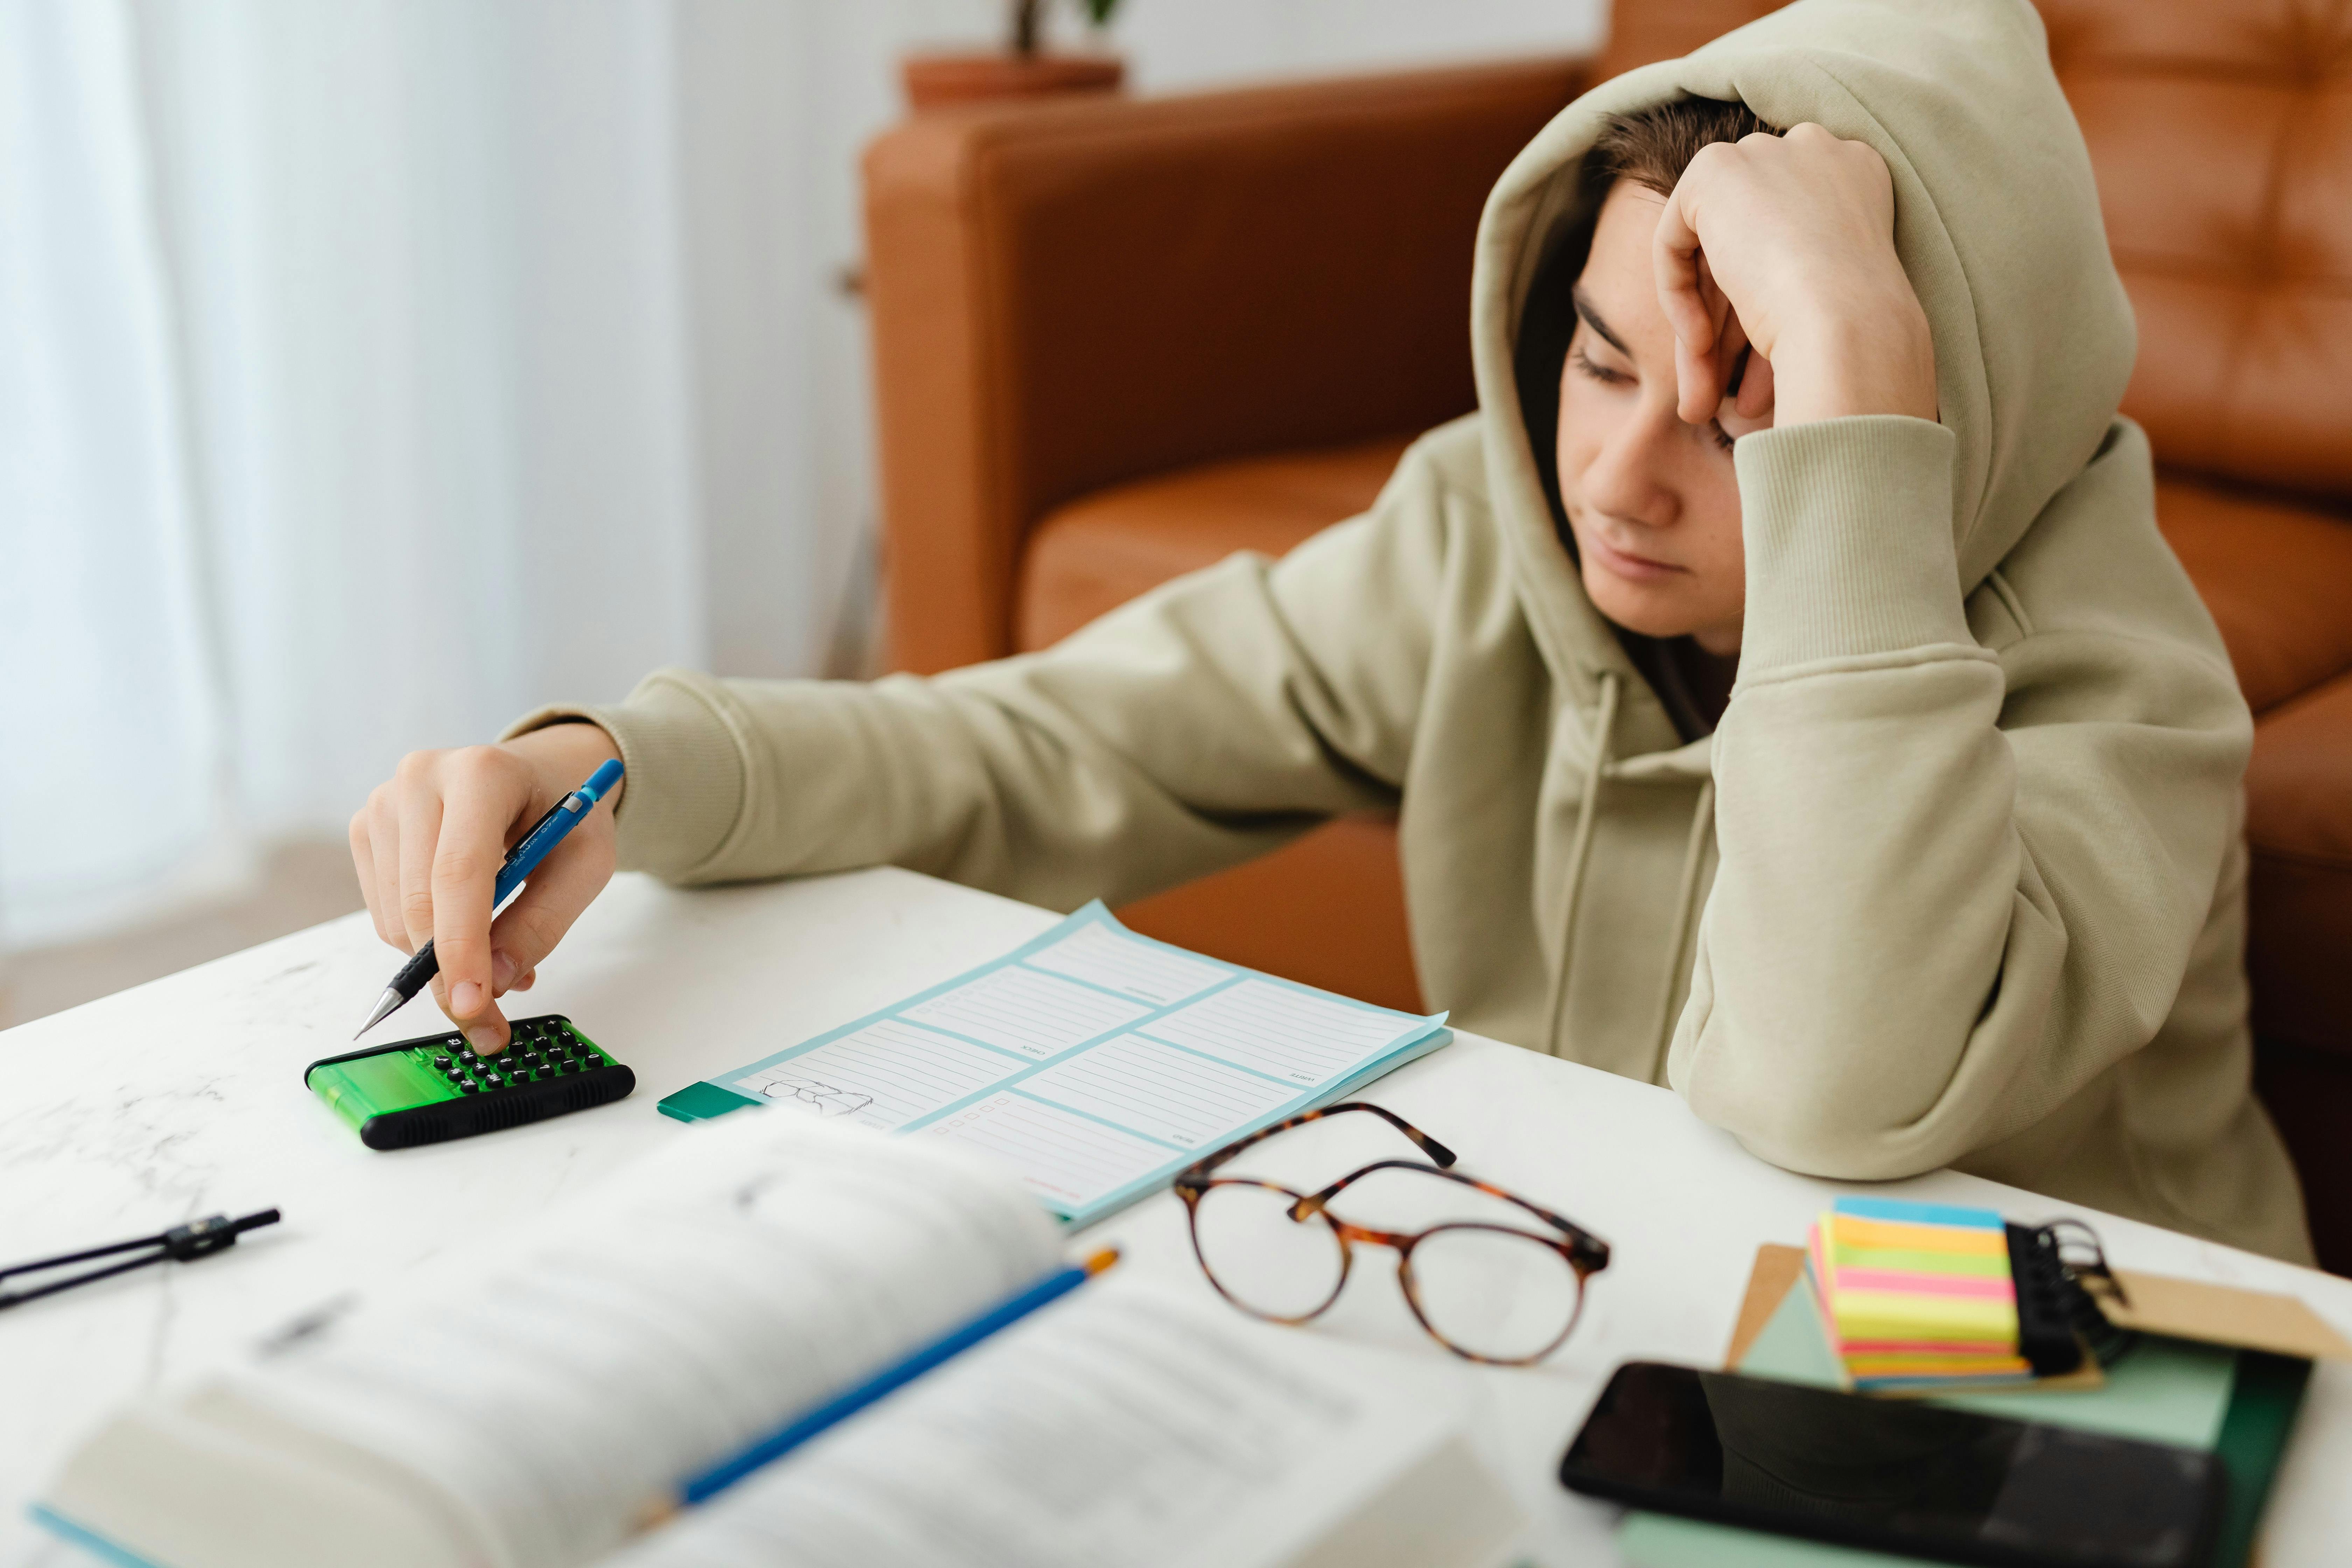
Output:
[{"xmin": 1559, "ymin": 1362, "xmax": 2221, "ymax": 1568}]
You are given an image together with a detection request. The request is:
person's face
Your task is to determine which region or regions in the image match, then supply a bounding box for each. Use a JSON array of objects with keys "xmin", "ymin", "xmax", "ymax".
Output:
[{"xmin": 1555, "ymin": 180, "xmax": 1766, "ymax": 655}]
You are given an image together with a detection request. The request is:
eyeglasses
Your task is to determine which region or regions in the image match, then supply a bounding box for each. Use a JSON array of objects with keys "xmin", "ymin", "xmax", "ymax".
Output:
[{"xmin": 1172, "ymin": 1102, "xmax": 1610, "ymax": 1365}]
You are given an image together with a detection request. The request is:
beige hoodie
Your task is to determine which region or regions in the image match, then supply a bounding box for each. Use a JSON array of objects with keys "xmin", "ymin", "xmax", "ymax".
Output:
[{"xmin": 517, "ymin": 0, "xmax": 2311, "ymax": 1262}]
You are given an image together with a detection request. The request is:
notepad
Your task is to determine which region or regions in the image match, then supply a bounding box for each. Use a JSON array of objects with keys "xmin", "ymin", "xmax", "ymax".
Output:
[
  {"xmin": 658, "ymin": 901, "xmax": 1452, "ymax": 1226},
  {"xmin": 1807, "ymin": 1197, "xmax": 2033, "ymax": 1390}
]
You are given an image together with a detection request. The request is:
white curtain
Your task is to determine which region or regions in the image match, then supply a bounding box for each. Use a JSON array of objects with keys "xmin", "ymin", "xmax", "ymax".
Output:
[
  {"xmin": 0, "ymin": 0, "xmax": 842, "ymax": 949},
  {"xmin": 0, "ymin": 0, "xmax": 1605, "ymax": 954}
]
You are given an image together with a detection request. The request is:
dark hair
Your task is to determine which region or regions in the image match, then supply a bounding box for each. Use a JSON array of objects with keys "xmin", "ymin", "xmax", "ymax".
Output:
[
  {"xmin": 1514, "ymin": 98, "xmax": 1784, "ymax": 539},
  {"xmin": 1589, "ymin": 97, "xmax": 1780, "ymax": 200}
]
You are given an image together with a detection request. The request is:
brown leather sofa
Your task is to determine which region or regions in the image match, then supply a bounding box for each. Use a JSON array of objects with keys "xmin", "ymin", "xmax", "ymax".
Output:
[{"xmin": 863, "ymin": 0, "xmax": 2352, "ymax": 1273}]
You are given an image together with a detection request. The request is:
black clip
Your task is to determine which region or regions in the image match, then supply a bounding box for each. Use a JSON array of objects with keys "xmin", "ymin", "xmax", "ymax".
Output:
[
  {"xmin": 2012, "ymin": 1217, "xmax": 2139, "ymax": 1371},
  {"xmin": 0, "ymin": 1209, "xmax": 281, "ymax": 1311}
]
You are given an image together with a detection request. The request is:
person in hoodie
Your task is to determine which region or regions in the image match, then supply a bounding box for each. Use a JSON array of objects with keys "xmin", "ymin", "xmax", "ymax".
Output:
[{"xmin": 352, "ymin": 0, "xmax": 2311, "ymax": 1262}]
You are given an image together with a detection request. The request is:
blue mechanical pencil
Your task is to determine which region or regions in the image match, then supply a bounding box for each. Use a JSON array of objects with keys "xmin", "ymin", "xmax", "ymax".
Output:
[{"xmin": 352, "ymin": 758, "xmax": 624, "ymax": 1038}]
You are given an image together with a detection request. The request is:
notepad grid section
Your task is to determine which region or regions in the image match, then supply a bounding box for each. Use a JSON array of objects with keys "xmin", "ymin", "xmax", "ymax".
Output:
[
  {"xmin": 738, "ymin": 1021, "xmax": 1024, "ymax": 1130},
  {"xmin": 901, "ymin": 966, "xmax": 1153, "ymax": 1059},
  {"xmin": 1018, "ymin": 921, "xmax": 1236, "ymax": 1006},
  {"xmin": 1141, "ymin": 980, "xmax": 1411, "ymax": 1085},
  {"xmin": 1018, "ymin": 1034, "xmax": 1298, "ymax": 1150},
  {"xmin": 918, "ymin": 1093, "xmax": 1174, "ymax": 1208}
]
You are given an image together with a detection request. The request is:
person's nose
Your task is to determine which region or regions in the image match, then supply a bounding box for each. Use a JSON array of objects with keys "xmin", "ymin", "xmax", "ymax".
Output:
[{"xmin": 1577, "ymin": 407, "xmax": 1684, "ymax": 534}]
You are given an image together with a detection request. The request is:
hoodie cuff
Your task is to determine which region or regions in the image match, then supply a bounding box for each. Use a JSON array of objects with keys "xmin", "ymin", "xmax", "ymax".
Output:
[
  {"xmin": 1732, "ymin": 416, "xmax": 1972, "ymax": 674},
  {"xmin": 502, "ymin": 667, "xmax": 747, "ymax": 877}
]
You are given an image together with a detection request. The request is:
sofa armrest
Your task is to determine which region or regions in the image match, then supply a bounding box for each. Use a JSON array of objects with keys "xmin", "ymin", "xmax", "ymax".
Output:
[{"xmin": 862, "ymin": 57, "xmax": 1591, "ymax": 672}]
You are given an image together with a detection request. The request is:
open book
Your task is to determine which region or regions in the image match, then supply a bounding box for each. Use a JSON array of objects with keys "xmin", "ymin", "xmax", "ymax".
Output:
[{"xmin": 38, "ymin": 1112, "xmax": 1520, "ymax": 1568}]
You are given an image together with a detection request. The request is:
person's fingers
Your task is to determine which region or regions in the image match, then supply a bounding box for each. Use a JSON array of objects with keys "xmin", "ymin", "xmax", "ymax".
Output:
[
  {"xmin": 1674, "ymin": 332, "xmax": 1718, "ymax": 429},
  {"xmin": 429, "ymin": 749, "xmax": 526, "ymax": 1054},
  {"xmin": 366, "ymin": 785, "xmax": 413, "ymax": 953},
  {"xmin": 1694, "ymin": 257, "xmax": 1741, "ymax": 424},
  {"xmin": 394, "ymin": 754, "xmax": 446, "ymax": 956},
  {"xmin": 1656, "ymin": 159, "xmax": 1749, "ymax": 426},
  {"xmin": 1651, "ymin": 180, "xmax": 1717, "ymax": 360},
  {"xmin": 349, "ymin": 803, "xmax": 399, "ymax": 950},
  {"xmin": 1735, "ymin": 345, "xmax": 1777, "ymax": 423},
  {"xmin": 1717, "ymin": 306, "xmax": 1752, "ymax": 397},
  {"xmin": 486, "ymin": 825, "xmax": 615, "ymax": 994}
]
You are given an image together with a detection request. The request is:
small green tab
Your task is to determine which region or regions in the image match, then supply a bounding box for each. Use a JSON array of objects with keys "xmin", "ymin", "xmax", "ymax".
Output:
[{"xmin": 658, "ymin": 1080, "xmax": 764, "ymax": 1124}]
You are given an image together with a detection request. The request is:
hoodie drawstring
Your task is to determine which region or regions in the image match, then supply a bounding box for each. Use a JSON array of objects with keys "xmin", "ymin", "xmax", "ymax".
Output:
[
  {"xmin": 1541, "ymin": 671, "xmax": 1619, "ymax": 1056},
  {"xmin": 1651, "ymin": 777, "xmax": 1716, "ymax": 1073}
]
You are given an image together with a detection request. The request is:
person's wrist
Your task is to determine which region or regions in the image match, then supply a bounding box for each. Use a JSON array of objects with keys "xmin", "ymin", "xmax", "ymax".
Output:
[
  {"xmin": 1766, "ymin": 288, "xmax": 1936, "ymax": 427},
  {"xmin": 506, "ymin": 721, "xmax": 624, "ymax": 811}
]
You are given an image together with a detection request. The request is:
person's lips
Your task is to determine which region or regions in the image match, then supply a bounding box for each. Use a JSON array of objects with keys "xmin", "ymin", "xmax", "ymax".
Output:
[{"xmin": 1584, "ymin": 530, "xmax": 1686, "ymax": 583}]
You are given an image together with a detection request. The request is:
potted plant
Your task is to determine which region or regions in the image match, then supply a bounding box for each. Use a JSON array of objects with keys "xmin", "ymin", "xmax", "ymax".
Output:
[{"xmin": 901, "ymin": 0, "xmax": 1126, "ymax": 111}]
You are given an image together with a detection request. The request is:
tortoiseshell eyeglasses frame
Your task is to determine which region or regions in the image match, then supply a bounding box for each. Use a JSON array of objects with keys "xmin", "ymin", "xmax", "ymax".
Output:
[{"xmin": 1171, "ymin": 1101, "xmax": 1611, "ymax": 1366}]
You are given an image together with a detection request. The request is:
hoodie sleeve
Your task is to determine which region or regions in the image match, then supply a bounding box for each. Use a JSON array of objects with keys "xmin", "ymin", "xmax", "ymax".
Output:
[
  {"xmin": 1667, "ymin": 415, "xmax": 2254, "ymax": 1181},
  {"xmin": 501, "ymin": 439, "xmax": 1460, "ymax": 911}
]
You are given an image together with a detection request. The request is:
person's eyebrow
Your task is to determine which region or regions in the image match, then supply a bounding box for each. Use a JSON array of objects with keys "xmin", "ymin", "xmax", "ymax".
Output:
[{"xmin": 1570, "ymin": 286, "xmax": 1632, "ymax": 358}]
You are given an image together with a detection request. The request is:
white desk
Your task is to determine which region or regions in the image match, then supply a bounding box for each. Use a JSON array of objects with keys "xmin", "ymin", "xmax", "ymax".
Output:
[{"xmin": 5, "ymin": 867, "xmax": 2350, "ymax": 1565}]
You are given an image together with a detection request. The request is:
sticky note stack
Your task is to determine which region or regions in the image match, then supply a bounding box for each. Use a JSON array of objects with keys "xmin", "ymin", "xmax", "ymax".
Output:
[{"xmin": 1806, "ymin": 1197, "xmax": 2034, "ymax": 1390}]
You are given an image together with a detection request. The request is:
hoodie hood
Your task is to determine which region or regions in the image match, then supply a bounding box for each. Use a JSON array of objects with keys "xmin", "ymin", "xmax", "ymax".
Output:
[{"xmin": 1469, "ymin": 0, "xmax": 2136, "ymax": 694}]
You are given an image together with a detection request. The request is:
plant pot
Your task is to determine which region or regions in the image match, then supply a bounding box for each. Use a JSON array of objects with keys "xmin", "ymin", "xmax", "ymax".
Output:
[{"xmin": 900, "ymin": 51, "xmax": 1125, "ymax": 111}]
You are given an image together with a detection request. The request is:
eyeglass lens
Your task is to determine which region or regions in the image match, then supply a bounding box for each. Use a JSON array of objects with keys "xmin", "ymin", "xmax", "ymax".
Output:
[
  {"xmin": 1190, "ymin": 1182, "xmax": 1348, "ymax": 1321},
  {"xmin": 1403, "ymin": 1223, "xmax": 1584, "ymax": 1362},
  {"xmin": 1190, "ymin": 1178, "xmax": 1586, "ymax": 1362}
]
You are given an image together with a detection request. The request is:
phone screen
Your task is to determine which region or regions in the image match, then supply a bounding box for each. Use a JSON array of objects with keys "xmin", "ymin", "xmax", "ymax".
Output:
[{"xmin": 1559, "ymin": 1362, "xmax": 2220, "ymax": 1568}]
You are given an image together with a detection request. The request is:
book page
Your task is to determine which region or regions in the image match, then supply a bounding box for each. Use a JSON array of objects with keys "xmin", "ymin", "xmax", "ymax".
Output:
[
  {"xmin": 208, "ymin": 1115, "xmax": 1065, "ymax": 1568},
  {"xmin": 609, "ymin": 1279, "xmax": 1517, "ymax": 1568},
  {"xmin": 699, "ymin": 904, "xmax": 1451, "ymax": 1224}
]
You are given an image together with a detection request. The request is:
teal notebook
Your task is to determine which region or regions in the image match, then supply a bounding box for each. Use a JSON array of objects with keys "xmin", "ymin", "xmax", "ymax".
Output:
[
  {"xmin": 657, "ymin": 901, "xmax": 1452, "ymax": 1227},
  {"xmin": 1617, "ymin": 1269, "xmax": 2311, "ymax": 1568}
]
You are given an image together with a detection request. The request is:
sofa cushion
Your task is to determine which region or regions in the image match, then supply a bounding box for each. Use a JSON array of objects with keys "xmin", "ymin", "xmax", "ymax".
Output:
[
  {"xmin": 1015, "ymin": 435, "xmax": 1415, "ymax": 651},
  {"xmin": 2046, "ymin": 0, "xmax": 2352, "ymax": 500},
  {"xmin": 2156, "ymin": 477, "xmax": 2352, "ymax": 714},
  {"xmin": 2246, "ymin": 672, "xmax": 2352, "ymax": 1058}
]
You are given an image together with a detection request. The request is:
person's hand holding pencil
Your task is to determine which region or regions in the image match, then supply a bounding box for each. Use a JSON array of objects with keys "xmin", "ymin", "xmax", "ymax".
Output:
[{"xmin": 349, "ymin": 722, "xmax": 624, "ymax": 1055}]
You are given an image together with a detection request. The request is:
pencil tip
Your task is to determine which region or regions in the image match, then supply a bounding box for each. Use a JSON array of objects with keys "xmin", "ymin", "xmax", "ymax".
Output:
[{"xmin": 352, "ymin": 989, "xmax": 402, "ymax": 1040}]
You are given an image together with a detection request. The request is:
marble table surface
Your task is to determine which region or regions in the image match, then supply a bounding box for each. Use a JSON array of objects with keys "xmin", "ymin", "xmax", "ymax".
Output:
[{"xmin": 5, "ymin": 865, "xmax": 2350, "ymax": 1566}]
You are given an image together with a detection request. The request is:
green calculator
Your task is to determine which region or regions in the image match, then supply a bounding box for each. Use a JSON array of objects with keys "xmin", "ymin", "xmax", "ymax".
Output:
[{"xmin": 304, "ymin": 1014, "xmax": 634, "ymax": 1150}]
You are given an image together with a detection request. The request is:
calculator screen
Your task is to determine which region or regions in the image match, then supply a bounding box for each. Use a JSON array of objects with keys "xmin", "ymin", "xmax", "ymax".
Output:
[{"xmin": 310, "ymin": 1049, "xmax": 452, "ymax": 1124}]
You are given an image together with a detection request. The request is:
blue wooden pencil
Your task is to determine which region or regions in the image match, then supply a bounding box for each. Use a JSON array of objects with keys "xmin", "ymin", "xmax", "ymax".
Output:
[{"xmin": 657, "ymin": 1246, "xmax": 1121, "ymax": 1517}]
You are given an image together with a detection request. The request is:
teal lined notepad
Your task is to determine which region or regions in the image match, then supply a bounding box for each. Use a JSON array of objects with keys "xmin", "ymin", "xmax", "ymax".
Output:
[{"xmin": 658, "ymin": 901, "xmax": 1452, "ymax": 1227}]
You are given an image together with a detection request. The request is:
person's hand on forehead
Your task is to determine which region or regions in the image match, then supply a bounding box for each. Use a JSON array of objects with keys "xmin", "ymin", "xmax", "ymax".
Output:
[{"xmin": 1648, "ymin": 121, "xmax": 1937, "ymax": 433}]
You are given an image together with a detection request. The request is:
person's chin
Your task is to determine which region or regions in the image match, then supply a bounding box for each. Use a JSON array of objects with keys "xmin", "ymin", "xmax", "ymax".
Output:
[{"xmin": 1583, "ymin": 566, "xmax": 1700, "ymax": 641}]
